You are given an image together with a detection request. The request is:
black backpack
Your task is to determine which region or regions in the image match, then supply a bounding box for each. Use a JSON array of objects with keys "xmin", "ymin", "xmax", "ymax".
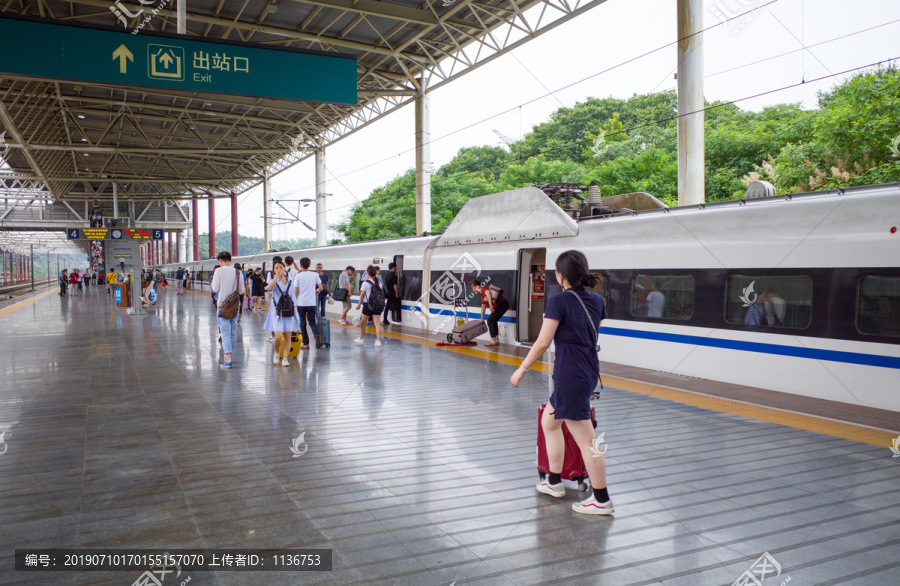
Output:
[
  {"xmin": 274, "ymin": 282, "xmax": 295, "ymax": 318},
  {"xmin": 365, "ymin": 280, "xmax": 386, "ymax": 313}
]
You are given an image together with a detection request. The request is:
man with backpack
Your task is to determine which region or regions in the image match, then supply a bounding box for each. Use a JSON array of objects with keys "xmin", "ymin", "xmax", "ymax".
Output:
[
  {"xmin": 381, "ymin": 262, "xmax": 401, "ymax": 325},
  {"xmin": 292, "ymin": 257, "xmax": 322, "ymax": 349},
  {"xmin": 211, "ymin": 251, "xmax": 245, "ymax": 369},
  {"xmin": 353, "ymin": 265, "xmax": 385, "ymax": 347}
]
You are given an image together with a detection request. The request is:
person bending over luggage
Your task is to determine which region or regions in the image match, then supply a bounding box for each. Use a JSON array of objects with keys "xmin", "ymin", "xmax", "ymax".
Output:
[
  {"xmin": 510, "ymin": 250, "xmax": 614, "ymax": 515},
  {"xmin": 353, "ymin": 265, "xmax": 384, "ymax": 347},
  {"xmin": 265, "ymin": 261, "xmax": 299, "ymax": 367},
  {"xmin": 470, "ymin": 279, "xmax": 509, "ymax": 347}
]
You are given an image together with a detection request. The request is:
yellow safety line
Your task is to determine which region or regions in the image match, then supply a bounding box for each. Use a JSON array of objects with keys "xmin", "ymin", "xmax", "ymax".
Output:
[
  {"xmin": 179, "ymin": 289, "xmax": 898, "ymax": 446},
  {"xmin": 0, "ymin": 288, "xmax": 56, "ymax": 320}
]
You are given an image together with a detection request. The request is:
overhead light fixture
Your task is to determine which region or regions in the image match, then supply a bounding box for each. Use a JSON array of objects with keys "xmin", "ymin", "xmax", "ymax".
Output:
[
  {"xmin": 77, "ymin": 115, "xmax": 85, "ymax": 119},
  {"xmin": 80, "ymin": 138, "xmax": 87, "ymax": 142}
]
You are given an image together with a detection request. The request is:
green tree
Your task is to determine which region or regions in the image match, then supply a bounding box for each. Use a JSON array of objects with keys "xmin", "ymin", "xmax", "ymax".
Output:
[
  {"xmin": 436, "ymin": 145, "xmax": 512, "ymax": 181},
  {"xmin": 586, "ymin": 147, "xmax": 678, "ymax": 206},
  {"xmin": 497, "ymin": 155, "xmax": 586, "ymax": 191}
]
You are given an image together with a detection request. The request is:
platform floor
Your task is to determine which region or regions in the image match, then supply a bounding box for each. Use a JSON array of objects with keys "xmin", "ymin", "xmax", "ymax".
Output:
[{"xmin": 1, "ymin": 286, "xmax": 899, "ymax": 585}]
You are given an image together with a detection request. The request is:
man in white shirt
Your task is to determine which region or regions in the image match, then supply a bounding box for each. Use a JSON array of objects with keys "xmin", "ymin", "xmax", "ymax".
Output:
[
  {"xmin": 293, "ymin": 257, "xmax": 323, "ymax": 348},
  {"xmin": 211, "ymin": 251, "xmax": 245, "ymax": 368},
  {"xmin": 646, "ymin": 281, "xmax": 665, "ymax": 318}
]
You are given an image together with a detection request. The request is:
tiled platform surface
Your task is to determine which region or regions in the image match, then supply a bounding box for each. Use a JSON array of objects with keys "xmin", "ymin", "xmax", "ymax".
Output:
[{"xmin": 1, "ymin": 286, "xmax": 899, "ymax": 586}]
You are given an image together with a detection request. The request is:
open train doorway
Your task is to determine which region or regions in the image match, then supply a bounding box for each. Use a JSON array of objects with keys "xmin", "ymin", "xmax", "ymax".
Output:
[{"xmin": 516, "ymin": 248, "xmax": 546, "ymax": 343}]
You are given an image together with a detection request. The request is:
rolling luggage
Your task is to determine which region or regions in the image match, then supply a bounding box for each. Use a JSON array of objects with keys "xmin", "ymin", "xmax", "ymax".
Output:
[
  {"xmin": 537, "ymin": 403, "xmax": 596, "ymax": 492},
  {"xmin": 279, "ymin": 331, "xmax": 302, "ymax": 358},
  {"xmin": 316, "ymin": 316, "xmax": 331, "ymax": 349},
  {"xmin": 448, "ymin": 319, "xmax": 487, "ymax": 344}
]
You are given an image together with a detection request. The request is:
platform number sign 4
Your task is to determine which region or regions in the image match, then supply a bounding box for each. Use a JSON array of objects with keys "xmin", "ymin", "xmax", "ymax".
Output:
[{"xmin": 67, "ymin": 228, "xmax": 80, "ymax": 240}]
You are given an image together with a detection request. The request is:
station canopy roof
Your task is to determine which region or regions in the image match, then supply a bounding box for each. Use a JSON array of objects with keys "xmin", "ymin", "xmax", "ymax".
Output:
[{"xmin": 0, "ymin": 0, "xmax": 604, "ymax": 205}]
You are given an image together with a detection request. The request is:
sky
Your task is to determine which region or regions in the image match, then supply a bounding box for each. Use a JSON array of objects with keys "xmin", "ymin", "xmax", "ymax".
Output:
[{"xmin": 196, "ymin": 0, "xmax": 900, "ymax": 247}]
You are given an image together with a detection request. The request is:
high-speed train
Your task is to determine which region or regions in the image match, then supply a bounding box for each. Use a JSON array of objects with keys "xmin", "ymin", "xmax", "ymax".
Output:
[{"xmin": 155, "ymin": 183, "xmax": 900, "ymax": 413}]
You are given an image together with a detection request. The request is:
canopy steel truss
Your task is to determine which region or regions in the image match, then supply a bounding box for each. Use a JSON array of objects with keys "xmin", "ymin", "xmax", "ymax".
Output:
[{"xmin": 0, "ymin": 0, "xmax": 606, "ymax": 203}]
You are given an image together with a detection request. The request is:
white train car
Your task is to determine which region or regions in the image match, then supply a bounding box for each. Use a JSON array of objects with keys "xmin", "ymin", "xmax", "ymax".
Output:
[{"xmin": 156, "ymin": 184, "xmax": 900, "ymax": 412}]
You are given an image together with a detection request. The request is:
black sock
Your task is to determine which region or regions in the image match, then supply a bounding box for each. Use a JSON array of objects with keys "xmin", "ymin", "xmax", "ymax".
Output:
[
  {"xmin": 548, "ymin": 472, "xmax": 561, "ymax": 485},
  {"xmin": 593, "ymin": 487, "xmax": 610, "ymax": 503}
]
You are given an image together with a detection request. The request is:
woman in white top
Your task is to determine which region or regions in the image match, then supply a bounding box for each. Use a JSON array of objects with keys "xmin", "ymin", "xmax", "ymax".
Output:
[
  {"xmin": 353, "ymin": 265, "xmax": 383, "ymax": 347},
  {"xmin": 265, "ymin": 261, "xmax": 300, "ymax": 366}
]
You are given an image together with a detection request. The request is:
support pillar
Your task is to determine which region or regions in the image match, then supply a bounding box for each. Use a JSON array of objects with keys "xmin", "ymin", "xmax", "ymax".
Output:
[
  {"xmin": 192, "ymin": 199, "xmax": 199, "ymax": 262},
  {"xmin": 263, "ymin": 173, "xmax": 271, "ymax": 252},
  {"xmin": 315, "ymin": 145, "xmax": 327, "ymax": 247},
  {"xmin": 113, "ymin": 183, "xmax": 118, "ymax": 220},
  {"xmin": 231, "ymin": 191, "xmax": 239, "ymax": 255},
  {"xmin": 415, "ymin": 86, "xmax": 432, "ymax": 235},
  {"xmin": 208, "ymin": 197, "xmax": 216, "ymax": 258},
  {"xmin": 177, "ymin": 231, "xmax": 184, "ymax": 263},
  {"xmin": 167, "ymin": 232, "xmax": 173, "ymax": 264},
  {"xmin": 677, "ymin": 0, "xmax": 705, "ymax": 206}
]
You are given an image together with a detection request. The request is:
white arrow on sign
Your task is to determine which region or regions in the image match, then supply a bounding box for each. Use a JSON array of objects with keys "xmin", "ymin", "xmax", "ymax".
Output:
[{"xmin": 112, "ymin": 44, "xmax": 134, "ymax": 74}]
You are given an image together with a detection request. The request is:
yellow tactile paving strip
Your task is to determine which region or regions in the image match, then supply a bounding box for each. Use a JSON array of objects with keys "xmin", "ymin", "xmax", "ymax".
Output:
[
  {"xmin": 114, "ymin": 287, "xmax": 900, "ymax": 447},
  {"xmin": 0, "ymin": 288, "xmax": 56, "ymax": 320}
]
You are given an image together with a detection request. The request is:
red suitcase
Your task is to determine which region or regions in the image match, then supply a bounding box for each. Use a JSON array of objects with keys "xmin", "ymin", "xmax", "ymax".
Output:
[{"xmin": 537, "ymin": 402, "xmax": 596, "ymax": 492}]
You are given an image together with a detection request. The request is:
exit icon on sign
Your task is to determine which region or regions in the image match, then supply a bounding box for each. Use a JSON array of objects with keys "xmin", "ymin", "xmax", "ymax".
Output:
[{"xmin": 148, "ymin": 45, "xmax": 184, "ymax": 81}]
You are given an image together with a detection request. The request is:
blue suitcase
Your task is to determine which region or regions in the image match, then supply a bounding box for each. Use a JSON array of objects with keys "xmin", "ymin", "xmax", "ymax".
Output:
[{"xmin": 316, "ymin": 316, "xmax": 331, "ymax": 348}]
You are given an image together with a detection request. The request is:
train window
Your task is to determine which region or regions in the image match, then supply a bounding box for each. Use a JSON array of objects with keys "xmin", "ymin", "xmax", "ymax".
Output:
[
  {"xmin": 858, "ymin": 276, "xmax": 900, "ymax": 337},
  {"xmin": 400, "ymin": 270, "xmax": 423, "ymax": 301},
  {"xmin": 724, "ymin": 275, "xmax": 812, "ymax": 329},
  {"xmin": 630, "ymin": 274, "xmax": 694, "ymax": 320}
]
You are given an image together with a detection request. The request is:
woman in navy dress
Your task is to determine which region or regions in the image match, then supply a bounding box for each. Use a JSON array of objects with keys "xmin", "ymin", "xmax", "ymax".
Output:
[
  {"xmin": 511, "ymin": 250, "xmax": 613, "ymax": 515},
  {"xmin": 265, "ymin": 261, "xmax": 300, "ymax": 367}
]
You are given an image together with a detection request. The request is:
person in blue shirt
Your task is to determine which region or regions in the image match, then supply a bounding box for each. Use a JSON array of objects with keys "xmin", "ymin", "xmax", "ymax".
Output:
[{"xmin": 511, "ymin": 250, "xmax": 614, "ymax": 516}]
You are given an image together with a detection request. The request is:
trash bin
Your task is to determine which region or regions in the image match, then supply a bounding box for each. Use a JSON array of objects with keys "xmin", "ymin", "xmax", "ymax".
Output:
[{"xmin": 114, "ymin": 284, "xmax": 131, "ymax": 307}]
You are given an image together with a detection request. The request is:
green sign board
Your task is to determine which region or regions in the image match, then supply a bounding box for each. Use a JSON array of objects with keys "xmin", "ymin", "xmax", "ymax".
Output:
[{"xmin": 0, "ymin": 17, "xmax": 357, "ymax": 104}]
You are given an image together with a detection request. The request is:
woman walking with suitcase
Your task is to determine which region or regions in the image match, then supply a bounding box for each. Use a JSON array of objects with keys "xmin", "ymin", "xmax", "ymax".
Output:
[
  {"xmin": 470, "ymin": 280, "xmax": 508, "ymax": 346},
  {"xmin": 510, "ymin": 250, "xmax": 613, "ymax": 515},
  {"xmin": 265, "ymin": 261, "xmax": 299, "ymax": 366}
]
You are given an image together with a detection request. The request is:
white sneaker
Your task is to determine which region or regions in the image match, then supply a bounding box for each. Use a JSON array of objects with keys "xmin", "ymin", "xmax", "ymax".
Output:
[
  {"xmin": 282, "ymin": 358, "xmax": 290, "ymax": 367},
  {"xmin": 273, "ymin": 355, "xmax": 280, "ymax": 365},
  {"xmin": 374, "ymin": 340, "xmax": 382, "ymax": 347},
  {"xmin": 572, "ymin": 495, "xmax": 615, "ymax": 515},
  {"xmin": 352, "ymin": 338, "xmax": 364, "ymax": 345},
  {"xmin": 536, "ymin": 480, "xmax": 565, "ymax": 498},
  {"xmin": 339, "ymin": 319, "xmax": 347, "ymax": 325}
]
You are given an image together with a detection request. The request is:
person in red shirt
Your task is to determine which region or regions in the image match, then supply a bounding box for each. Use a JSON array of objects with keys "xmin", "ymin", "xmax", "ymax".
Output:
[
  {"xmin": 69, "ymin": 269, "xmax": 80, "ymax": 295},
  {"xmin": 470, "ymin": 279, "xmax": 509, "ymax": 347}
]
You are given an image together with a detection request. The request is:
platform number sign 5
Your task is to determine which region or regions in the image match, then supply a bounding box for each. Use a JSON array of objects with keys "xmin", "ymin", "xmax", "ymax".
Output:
[
  {"xmin": 153, "ymin": 229, "xmax": 163, "ymax": 240},
  {"xmin": 67, "ymin": 228, "xmax": 80, "ymax": 239}
]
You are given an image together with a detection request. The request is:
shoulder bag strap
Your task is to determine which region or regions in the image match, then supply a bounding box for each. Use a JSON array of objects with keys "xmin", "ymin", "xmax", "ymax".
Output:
[{"xmin": 567, "ymin": 289, "xmax": 604, "ymax": 391}]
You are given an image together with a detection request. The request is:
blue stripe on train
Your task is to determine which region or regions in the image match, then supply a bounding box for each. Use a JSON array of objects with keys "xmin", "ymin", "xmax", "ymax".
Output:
[{"xmin": 599, "ymin": 326, "xmax": 900, "ymax": 370}]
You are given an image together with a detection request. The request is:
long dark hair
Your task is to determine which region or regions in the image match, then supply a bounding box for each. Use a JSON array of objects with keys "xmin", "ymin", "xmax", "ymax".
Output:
[
  {"xmin": 555, "ymin": 250, "xmax": 597, "ymax": 289},
  {"xmin": 272, "ymin": 260, "xmax": 287, "ymax": 281}
]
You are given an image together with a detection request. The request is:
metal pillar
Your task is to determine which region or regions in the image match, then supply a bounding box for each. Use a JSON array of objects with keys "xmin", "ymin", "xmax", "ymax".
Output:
[
  {"xmin": 113, "ymin": 182, "xmax": 118, "ymax": 220},
  {"xmin": 191, "ymin": 198, "xmax": 199, "ymax": 262},
  {"xmin": 231, "ymin": 192, "xmax": 239, "ymax": 255},
  {"xmin": 315, "ymin": 145, "xmax": 327, "ymax": 247},
  {"xmin": 263, "ymin": 172, "xmax": 271, "ymax": 252},
  {"xmin": 177, "ymin": 231, "xmax": 184, "ymax": 263},
  {"xmin": 208, "ymin": 198, "xmax": 216, "ymax": 258},
  {"xmin": 30, "ymin": 244, "xmax": 34, "ymax": 291},
  {"xmin": 167, "ymin": 232, "xmax": 173, "ymax": 264},
  {"xmin": 415, "ymin": 87, "xmax": 432, "ymax": 235},
  {"xmin": 177, "ymin": 0, "xmax": 186, "ymax": 35},
  {"xmin": 677, "ymin": 0, "xmax": 705, "ymax": 206}
]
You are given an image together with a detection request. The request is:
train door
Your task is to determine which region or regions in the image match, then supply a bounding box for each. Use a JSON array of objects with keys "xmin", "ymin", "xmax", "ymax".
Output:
[{"xmin": 516, "ymin": 248, "xmax": 546, "ymax": 343}]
